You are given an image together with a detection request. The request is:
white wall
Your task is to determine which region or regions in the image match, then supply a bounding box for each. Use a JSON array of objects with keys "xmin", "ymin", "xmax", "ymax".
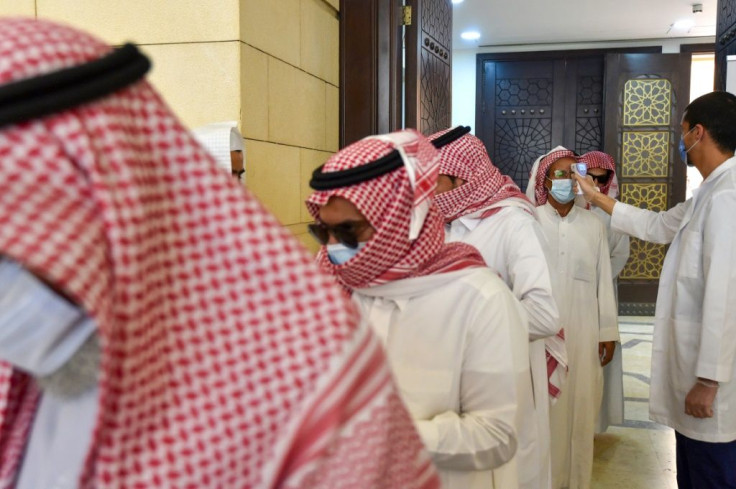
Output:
[
  {"xmin": 452, "ymin": 36, "xmax": 715, "ymax": 131},
  {"xmin": 452, "ymin": 50, "xmax": 478, "ymax": 132}
]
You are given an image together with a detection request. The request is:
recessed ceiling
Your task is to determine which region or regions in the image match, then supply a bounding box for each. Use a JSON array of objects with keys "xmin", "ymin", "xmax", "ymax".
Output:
[{"xmin": 453, "ymin": 0, "xmax": 717, "ymax": 48}]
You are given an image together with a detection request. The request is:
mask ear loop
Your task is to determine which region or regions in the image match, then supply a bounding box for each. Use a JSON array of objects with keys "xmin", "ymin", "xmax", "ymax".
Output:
[{"xmin": 684, "ymin": 126, "xmax": 702, "ymax": 153}]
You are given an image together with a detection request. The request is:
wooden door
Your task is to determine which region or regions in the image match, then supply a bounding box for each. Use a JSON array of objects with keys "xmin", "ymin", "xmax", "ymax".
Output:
[
  {"xmin": 476, "ymin": 56, "xmax": 605, "ymax": 192},
  {"xmin": 716, "ymin": 0, "xmax": 736, "ymax": 90},
  {"xmin": 478, "ymin": 59, "xmax": 561, "ymax": 191},
  {"xmin": 603, "ymin": 53, "xmax": 691, "ymax": 315},
  {"xmin": 405, "ymin": 0, "xmax": 453, "ymax": 135},
  {"xmin": 340, "ymin": 0, "xmax": 453, "ymax": 144}
]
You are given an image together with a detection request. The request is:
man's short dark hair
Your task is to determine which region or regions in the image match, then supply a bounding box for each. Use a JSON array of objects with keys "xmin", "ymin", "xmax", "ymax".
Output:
[{"xmin": 683, "ymin": 91, "xmax": 736, "ymax": 154}]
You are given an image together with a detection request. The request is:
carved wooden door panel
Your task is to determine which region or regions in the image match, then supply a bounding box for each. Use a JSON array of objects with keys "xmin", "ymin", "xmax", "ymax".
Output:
[
  {"xmin": 405, "ymin": 0, "xmax": 453, "ymax": 135},
  {"xmin": 477, "ymin": 57, "xmax": 605, "ymax": 192},
  {"xmin": 478, "ymin": 60, "xmax": 559, "ymax": 192},
  {"xmin": 563, "ymin": 57, "xmax": 605, "ymax": 154},
  {"xmin": 716, "ymin": 0, "xmax": 736, "ymax": 90},
  {"xmin": 603, "ymin": 53, "xmax": 691, "ymax": 315}
]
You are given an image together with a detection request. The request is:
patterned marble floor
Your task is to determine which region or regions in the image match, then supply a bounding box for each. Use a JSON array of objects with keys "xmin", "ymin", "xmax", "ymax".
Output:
[{"xmin": 591, "ymin": 316, "xmax": 678, "ymax": 488}]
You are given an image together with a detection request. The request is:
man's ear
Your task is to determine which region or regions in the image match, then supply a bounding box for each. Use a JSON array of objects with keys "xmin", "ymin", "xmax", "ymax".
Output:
[{"xmin": 696, "ymin": 123, "xmax": 708, "ymax": 141}]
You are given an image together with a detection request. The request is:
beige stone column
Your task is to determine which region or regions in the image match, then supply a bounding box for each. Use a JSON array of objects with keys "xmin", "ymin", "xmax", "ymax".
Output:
[{"xmin": 0, "ymin": 0, "xmax": 340, "ymax": 251}]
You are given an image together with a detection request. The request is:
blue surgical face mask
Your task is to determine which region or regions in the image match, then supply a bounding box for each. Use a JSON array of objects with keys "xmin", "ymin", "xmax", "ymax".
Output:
[
  {"xmin": 327, "ymin": 242, "xmax": 367, "ymax": 265},
  {"xmin": 548, "ymin": 178, "xmax": 576, "ymax": 204},
  {"xmin": 679, "ymin": 127, "xmax": 699, "ymax": 167}
]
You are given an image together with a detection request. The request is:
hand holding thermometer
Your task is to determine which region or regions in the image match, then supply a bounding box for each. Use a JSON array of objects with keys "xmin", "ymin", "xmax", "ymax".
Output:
[{"xmin": 571, "ymin": 162, "xmax": 587, "ymax": 195}]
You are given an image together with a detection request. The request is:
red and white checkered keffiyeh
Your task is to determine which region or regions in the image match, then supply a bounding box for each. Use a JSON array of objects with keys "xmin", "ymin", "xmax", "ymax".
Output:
[
  {"xmin": 528, "ymin": 148, "xmax": 581, "ymax": 207},
  {"xmin": 431, "ymin": 129, "xmax": 534, "ymax": 221},
  {"xmin": 580, "ymin": 150, "xmax": 619, "ymax": 199},
  {"xmin": 306, "ymin": 129, "xmax": 485, "ymax": 291},
  {"xmin": 0, "ymin": 18, "xmax": 440, "ymax": 489},
  {"xmin": 547, "ymin": 327, "xmax": 567, "ymax": 401}
]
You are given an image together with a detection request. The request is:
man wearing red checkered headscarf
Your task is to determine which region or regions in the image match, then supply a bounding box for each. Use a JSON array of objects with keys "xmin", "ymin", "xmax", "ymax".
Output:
[
  {"xmin": 0, "ymin": 18, "xmax": 440, "ymax": 489},
  {"xmin": 579, "ymin": 151, "xmax": 629, "ymax": 437},
  {"xmin": 527, "ymin": 147, "xmax": 618, "ymax": 489},
  {"xmin": 432, "ymin": 128, "xmax": 559, "ymax": 489},
  {"xmin": 307, "ymin": 129, "xmax": 525, "ymax": 489}
]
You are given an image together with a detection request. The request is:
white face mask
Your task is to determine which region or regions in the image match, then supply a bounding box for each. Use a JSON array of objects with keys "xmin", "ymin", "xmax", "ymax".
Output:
[
  {"xmin": 0, "ymin": 258, "xmax": 96, "ymax": 377},
  {"xmin": 327, "ymin": 242, "xmax": 367, "ymax": 265}
]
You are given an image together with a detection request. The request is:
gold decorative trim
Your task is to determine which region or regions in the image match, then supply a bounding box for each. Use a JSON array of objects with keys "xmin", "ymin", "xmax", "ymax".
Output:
[
  {"xmin": 623, "ymin": 79, "xmax": 672, "ymax": 126},
  {"xmin": 619, "ymin": 182, "xmax": 668, "ymax": 280},
  {"xmin": 621, "ymin": 238, "xmax": 666, "ymax": 280},
  {"xmin": 621, "ymin": 131, "xmax": 670, "ymax": 177},
  {"xmin": 620, "ymin": 183, "xmax": 668, "ymax": 211}
]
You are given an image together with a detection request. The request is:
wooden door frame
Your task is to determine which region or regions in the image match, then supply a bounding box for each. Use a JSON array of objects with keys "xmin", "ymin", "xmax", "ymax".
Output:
[
  {"xmin": 339, "ymin": 0, "xmax": 403, "ymax": 148},
  {"xmin": 679, "ymin": 42, "xmax": 716, "ymax": 54}
]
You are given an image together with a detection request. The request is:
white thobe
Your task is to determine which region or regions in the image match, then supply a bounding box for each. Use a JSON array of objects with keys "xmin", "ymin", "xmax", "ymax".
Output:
[
  {"xmin": 446, "ymin": 205, "xmax": 560, "ymax": 489},
  {"xmin": 611, "ymin": 156, "xmax": 736, "ymax": 443},
  {"xmin": 591, "ymin": 206, "xmax": 629, "ymax": 433},
  {"xmin": 537, "ymin": 203, "xmax": 618, "ymax": 489},
  {"xmin": 591, "ymin": 206, "xmax": 630, "ymax": 280},
  {"xmin": 354, "ymin": 268, "xmax": 524, "ymax": 489},
  {"xmin": 17, "ymin": 388, "xmax": 99, "ymax": 489},
  {"xmin": 0, "ymin": 258, "xmax": 99, "ymax": 489}
]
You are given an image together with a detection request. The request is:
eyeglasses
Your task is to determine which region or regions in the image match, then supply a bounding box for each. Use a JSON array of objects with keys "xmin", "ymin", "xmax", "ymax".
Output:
[
  {"xmin": 589, "ymin": 172, "xmax": 611, "ymax": 184},
  {"xmin": 547, "ymin": 169, "xmax": 572, "ymax": 179},
  {"xmin": 308, "ymin": 220, "xmax": 371, "ymax": 248}
]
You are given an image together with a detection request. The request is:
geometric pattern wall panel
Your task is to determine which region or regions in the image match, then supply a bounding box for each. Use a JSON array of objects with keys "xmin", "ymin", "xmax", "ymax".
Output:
[
  {"xmin": 494, "ymin": 117, "xmax": 552, "ymax": 191},
  {"xmin": 577, "ymin": 76, "xmax": 604, "ymax": 105},
  {"xmin": 620, "ymin": 181, "xmax": 667, "ymax": 279},
  {"xmin": 576, "ymin": 117, "xmax": 603, "ymax": 154},
  {"xmin": 620, "ymin": 182, "xmax": 668, "ymax": 211},
  {"xmin": 575, "ymin": 75, "xmax": 604, "ymax": 154},
  {"xmin": 623, "ymin": 79, "xmax": 672, "ymax": 127},
  {"xmin": 621, "ymin": 238, "xmax": 667, "ymax": 280},
  {"xmin": 496, "ymin": 78, "xmax": 553, "ymax": 107},
  {"xmin": 621, "ymin": 131, "xmax": 670, "ymax": 177},
  {"xmin": 419, "ymin": 48, "xmax": 451, "ymax": 135}
]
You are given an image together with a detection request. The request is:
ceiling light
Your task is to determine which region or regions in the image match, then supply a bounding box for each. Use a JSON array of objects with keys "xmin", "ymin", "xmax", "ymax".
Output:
[
  {"xmin": 451, "ymin": 0, "xmax": 464, "ymax": 4},
  {"xmin": 460, "ymin": 30, "xmax": 481, "ymax": 41},
  {"xmin": 673, "ymin": 18, "xmax": 695, "ymax": 29}
]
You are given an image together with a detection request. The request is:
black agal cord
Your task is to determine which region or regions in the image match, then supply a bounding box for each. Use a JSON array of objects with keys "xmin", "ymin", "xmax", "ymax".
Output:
[
  {"xmin": 0, "ymin": 43, "xmax": 151, "ymax": 128},
  {"xmin": 309, "ymin": 125, "xmax": 472, "ymax": 191}
]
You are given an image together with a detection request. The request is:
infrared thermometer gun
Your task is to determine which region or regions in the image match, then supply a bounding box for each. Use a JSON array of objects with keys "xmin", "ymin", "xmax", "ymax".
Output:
[{"xmin": 571, "ymin": 162, "xmax": 587, "ymax": 195}]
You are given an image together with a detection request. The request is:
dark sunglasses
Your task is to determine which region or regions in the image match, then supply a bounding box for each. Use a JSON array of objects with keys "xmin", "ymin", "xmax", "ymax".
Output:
[
  {"xmin": 589, "ymin": 172, "xmax": 611, "ymax": 184},
  {"xmin": 308, "ymin": 220, "xmax": 371, "ymax": 249}
]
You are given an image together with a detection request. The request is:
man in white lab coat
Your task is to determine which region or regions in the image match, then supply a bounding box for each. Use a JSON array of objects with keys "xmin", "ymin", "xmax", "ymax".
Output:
[
  {"xmin": 528, "ymin": 148, "xmax": 619, "ymax": 489},
  {"xmin": 432, "ymin": 127, "xmax": 560, "ymax": 489},
  {"xmin": 306, "ymin": 128, "xmax": 526, "ymax": 489},
  {"xmin": 575, "ymin": 91, "xmax": 736, "ymax": 489}
]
